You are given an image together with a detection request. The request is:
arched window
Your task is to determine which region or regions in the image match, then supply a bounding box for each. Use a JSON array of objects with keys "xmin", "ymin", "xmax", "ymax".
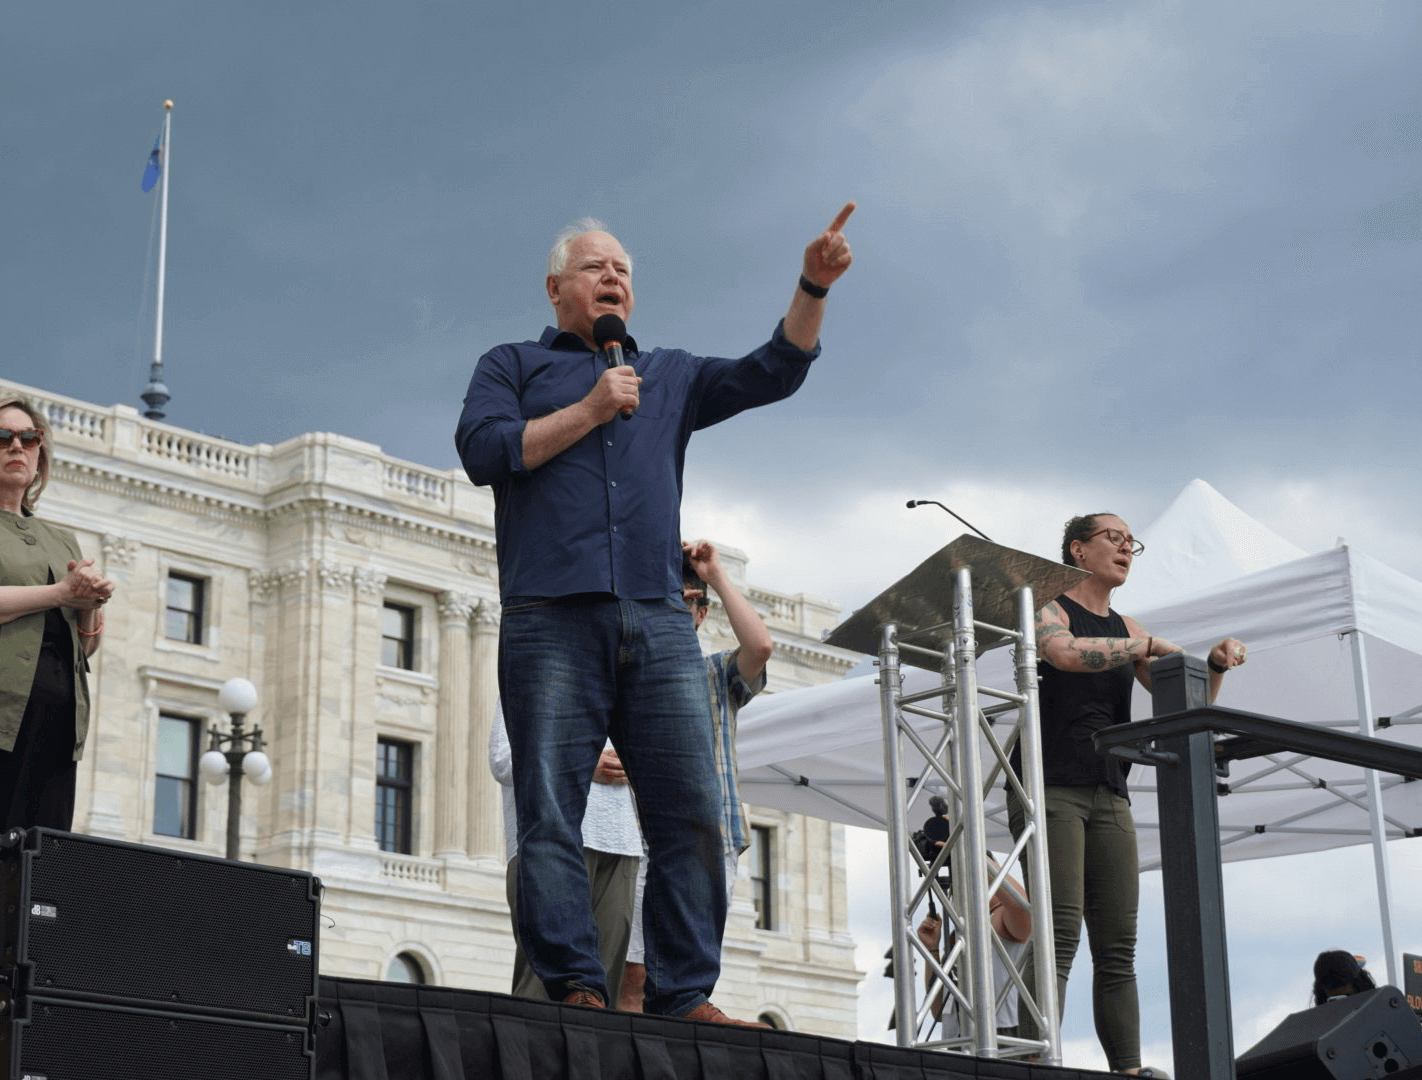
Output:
[{"xmin": 385, "ymin": 951, "xmax": 428, "ymax": 984}]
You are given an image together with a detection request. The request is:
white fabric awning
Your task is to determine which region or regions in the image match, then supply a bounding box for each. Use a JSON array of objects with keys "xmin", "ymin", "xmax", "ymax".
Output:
[{"xmin": 736, "ymin": 480, "xmax": 1422, "ymax": 867}]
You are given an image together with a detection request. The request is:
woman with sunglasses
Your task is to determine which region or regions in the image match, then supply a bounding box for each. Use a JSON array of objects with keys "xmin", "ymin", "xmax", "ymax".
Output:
[
  {"xmin": 1009, "ymin": 512, "xmax": 1246, "ymax": 1077},
  {"xmin": 0, "ymin": 396, "xmax": 113, "ymax": 831}
]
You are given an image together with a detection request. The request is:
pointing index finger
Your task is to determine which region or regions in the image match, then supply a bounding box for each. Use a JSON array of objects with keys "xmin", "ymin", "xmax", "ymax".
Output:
[{"xmin": 826, "ymin": 201, "xmax": 856, "ymax": 234}]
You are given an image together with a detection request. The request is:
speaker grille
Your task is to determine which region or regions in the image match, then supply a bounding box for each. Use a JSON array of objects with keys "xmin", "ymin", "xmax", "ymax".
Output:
[
  {"xmin": 21, "ymin": 831, "xmax": 317, "ymax": 1021},
  {"xmin": 10, "ymin": 1000, "xmax": 312, "ymax": 1080}
]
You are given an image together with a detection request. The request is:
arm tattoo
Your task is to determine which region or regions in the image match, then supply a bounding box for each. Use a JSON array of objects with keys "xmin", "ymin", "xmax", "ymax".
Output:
[{"xmin": 1071, "ymin": 637, "xmax": 1141, "ymax": 671}]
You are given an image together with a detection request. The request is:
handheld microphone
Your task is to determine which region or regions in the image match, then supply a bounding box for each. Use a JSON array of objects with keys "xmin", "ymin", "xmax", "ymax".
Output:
[
  {"xmin": 593, "ymin": 314, "xmax": 634, "ymax": 420},
  {"xmin": 906, "ymin": 499, "xmax": 992, "ymax": 542}
]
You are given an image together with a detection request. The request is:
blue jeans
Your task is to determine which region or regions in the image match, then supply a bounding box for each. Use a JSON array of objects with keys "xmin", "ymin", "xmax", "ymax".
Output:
[{"xmin": 499, "ymin": 595, "xmax": 725, "ymax": 1016}]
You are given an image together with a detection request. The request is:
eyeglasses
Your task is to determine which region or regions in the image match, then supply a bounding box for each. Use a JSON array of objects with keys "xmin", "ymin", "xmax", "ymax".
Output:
[
  {"xmin": 0, "ymin": 428, "xmax": 43, "ymax": 450},
  {"xmin": 1085, "ymin": 528, "xmax": 1145, "ymax": 556}
]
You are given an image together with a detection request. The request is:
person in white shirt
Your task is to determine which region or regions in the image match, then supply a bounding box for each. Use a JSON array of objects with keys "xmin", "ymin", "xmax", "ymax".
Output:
[{"xmin": 489, "ymin": 701, "xmax": 643, "ymax": 1003}]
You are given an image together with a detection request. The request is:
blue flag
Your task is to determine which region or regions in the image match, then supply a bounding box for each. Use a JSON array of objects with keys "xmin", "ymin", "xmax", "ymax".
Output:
[{"xmin": 141, "ymin": 132, "xmax": 162, "ymax": 192}]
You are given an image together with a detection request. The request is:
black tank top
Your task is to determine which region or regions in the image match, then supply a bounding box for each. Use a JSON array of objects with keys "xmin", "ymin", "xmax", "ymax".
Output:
[{"xmin": 1025, "ymin": 593, "xmax": 1135, "ymax": 798}]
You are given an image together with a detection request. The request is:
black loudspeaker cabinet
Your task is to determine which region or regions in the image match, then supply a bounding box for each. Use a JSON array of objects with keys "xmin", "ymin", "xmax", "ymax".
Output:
[
  {"xmin": 9, "ymin": 996, "xmax": 313, "ymax": 1080},
  {"xmin": 1237, "ymin": 986, "xmax": 1422, "ymax": 1080},
  {"xmin": 0, "ymin": 828, "xmax": 320, "ymax": 1079}
]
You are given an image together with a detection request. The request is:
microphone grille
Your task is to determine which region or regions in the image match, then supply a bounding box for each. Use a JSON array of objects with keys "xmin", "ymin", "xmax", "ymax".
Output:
[{"xmin": 593, "ymin": 314, "xmax": 627, "ymax": 348}]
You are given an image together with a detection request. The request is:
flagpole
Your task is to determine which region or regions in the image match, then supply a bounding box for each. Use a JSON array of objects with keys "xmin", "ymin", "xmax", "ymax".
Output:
[{"xmin": 142, "ymin": 99, "xmax": 174, "ymax": 420}]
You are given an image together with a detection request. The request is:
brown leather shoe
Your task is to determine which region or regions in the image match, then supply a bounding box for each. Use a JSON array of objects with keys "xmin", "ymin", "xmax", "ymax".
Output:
[
  {"xmin": 562, "ymin": 990, "xmax": 605, "ymax": 1008},
  {"xmin": 680, "ymin": 1001, "xmax": 770, "ymax": 1028}
]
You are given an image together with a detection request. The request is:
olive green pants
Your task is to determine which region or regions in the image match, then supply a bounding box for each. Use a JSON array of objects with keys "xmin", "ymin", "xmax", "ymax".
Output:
[
  {"xmin": 1008, "ymin": 783, "xmax": 1140, "ymax": 1072},
  {"xmin": 505, "ymin": 849, "xmax": 638, "ymax": 1005}
]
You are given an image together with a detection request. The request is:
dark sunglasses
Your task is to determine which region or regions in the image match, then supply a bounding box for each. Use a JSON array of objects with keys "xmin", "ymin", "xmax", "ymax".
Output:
[{"xmin": 0, "ymin": 428, "xmax": 43, "ymax": 450}]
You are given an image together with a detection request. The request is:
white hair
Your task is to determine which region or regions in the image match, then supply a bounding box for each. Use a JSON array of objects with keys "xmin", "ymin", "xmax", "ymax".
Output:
[{"xmin": 546, "ymin": 218, "xmax": 632, "ymax": 277}]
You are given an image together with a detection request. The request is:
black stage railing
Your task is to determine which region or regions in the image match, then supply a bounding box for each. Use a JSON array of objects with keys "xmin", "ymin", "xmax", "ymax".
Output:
[{"xmin": 1094, "ymin": 654, "xmax": 1422, "ymax": 1080}]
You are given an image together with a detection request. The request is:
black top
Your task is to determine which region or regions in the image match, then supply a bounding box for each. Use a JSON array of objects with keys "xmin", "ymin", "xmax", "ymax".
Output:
[
  {"xmin": 33, "ymin": 570, "xmax": 74, "ymax": 700},
  {"xmin": 1028, "ymin": 593, "xmax": 1136, "ymax": 799}
]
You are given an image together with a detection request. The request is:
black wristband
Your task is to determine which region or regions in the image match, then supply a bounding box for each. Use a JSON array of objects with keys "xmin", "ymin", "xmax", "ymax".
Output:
[
  {"xmin": 1208, "ymin": 656, "xmax": 1227, "ymax": 674},
  {"xmin": 798, "ymin": 274, "xmax": 829, "ymax": 299}
]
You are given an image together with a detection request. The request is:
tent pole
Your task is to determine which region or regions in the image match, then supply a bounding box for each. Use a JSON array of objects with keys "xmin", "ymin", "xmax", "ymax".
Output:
[{"xmin": 1349, "ymin": 629, "xmax": 1398, "ymax": 988}]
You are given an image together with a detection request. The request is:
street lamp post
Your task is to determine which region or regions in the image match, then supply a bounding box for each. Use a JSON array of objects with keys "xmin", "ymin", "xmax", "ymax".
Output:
[{"xmin": 199, "ymin": 677, "xmax": 273, "ymax": 860}]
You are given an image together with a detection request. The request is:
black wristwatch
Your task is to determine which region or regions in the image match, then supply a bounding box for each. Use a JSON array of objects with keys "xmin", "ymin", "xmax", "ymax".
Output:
[{"xmin": 798, "ymin": 274, "xmax": 829, "ymax": 299}]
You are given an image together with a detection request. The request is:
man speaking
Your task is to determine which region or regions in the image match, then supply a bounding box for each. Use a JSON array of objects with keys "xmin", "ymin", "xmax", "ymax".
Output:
[{"xmin": 455, "ymin": 204, "xmax": 854, "ymax": 1023}]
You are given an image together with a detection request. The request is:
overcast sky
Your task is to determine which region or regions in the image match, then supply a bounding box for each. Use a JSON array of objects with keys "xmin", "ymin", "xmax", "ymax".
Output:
[{"xmin": 6, "ymin": 1, "xmax": 1421, "ymax": 1068}]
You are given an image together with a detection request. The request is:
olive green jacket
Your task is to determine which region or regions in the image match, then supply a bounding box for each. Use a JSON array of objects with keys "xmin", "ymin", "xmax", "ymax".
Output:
[{"xmin": 0, "ymin": 510, "xmax": 90, "ymax": 759}]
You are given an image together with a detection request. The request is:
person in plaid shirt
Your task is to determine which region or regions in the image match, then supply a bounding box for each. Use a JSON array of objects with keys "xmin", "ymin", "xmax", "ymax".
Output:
[{"xmin": 618, "ymin": 539, "xmax": 773, "ymax": 1013}]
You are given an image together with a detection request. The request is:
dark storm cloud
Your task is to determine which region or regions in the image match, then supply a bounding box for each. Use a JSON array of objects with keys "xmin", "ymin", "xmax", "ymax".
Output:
[{"xmin": 2, "ymin": 0, "xmax": 1419, "ymax": 563}]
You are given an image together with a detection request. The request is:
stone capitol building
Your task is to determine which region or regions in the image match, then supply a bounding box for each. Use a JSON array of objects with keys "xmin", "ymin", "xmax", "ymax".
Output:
[{"xmin": 2, "ymin": 378, "xmax": 864, "ymax": 1036}]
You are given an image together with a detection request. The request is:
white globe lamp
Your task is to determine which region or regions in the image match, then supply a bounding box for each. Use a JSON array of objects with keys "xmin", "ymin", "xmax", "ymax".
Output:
[
  {"xmin": 199, "ymin": 749, "xmax": 229, "ymax": 784},
  {"xmin": 218, "ymin": 677, "xmax": 258, "ymax": 715},
  {"xmin": 242, "ymin": 750, "xmax": 270, "ymax": 778}
]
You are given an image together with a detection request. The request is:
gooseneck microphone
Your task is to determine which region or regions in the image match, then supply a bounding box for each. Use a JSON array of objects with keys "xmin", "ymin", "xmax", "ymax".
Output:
[
  {"xmin": 906, "ymin": 499, "xmax": 992, "ymax": 542},
  {"xmin": 593, "ymin": 314, "xmax": 634, "ymax": 420}
]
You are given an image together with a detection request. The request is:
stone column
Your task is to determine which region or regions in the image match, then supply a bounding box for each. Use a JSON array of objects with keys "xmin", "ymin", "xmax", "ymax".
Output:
[
  {"xmin": 78, "ymin": 533, "xmax": 142, "ymax": 837},
  {"xmin": 465, "ymin": 599, "xmax": 502, "ymax": 859},
  {"xmin": 434, "ymin": 590, "xmax": 474, "ymax": 857},
  {"xmin": 246, "ymin": 568, "xmax": 282, "ymax": 849},
  {"xmin": 312, "ymin": 560, "xmax": 357, "ymax": 844},
  {"xmin": 255, "ymin": 559, "xmax": 310, "ymax": 867}
]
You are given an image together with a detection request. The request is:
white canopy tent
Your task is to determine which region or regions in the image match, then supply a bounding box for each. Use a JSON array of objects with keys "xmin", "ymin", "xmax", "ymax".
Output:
[{"xmin": 736, "ymin": 480, "xmax": 1422, "ymax": 983}]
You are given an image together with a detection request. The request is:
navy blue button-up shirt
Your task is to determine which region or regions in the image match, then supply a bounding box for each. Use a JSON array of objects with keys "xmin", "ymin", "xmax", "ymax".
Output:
[{"xmin": 456, "ymin": 320, "xmax": 818, "ymax": 600}]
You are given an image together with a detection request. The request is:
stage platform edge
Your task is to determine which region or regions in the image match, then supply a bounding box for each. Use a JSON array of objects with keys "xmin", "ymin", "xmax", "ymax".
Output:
[{"xmin": 315, "ymin": 975, "xmax": 1115, "ymax": 1080}]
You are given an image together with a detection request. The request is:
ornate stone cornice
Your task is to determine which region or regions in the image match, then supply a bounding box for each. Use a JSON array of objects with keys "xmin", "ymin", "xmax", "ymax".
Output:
[
  {"xmin": 51, "ymin": 461, "xmax": 498, "ymax": 564},
  {"xmin": 54, "ymin": 460, "xmax": 260, "ymax": 525},
  {"xmin": 763, "ymin": 637, "xmax": 859, "ymax": 677},
  {"xmin": 267, "ymin": 497, "xmax": 496, "ymax": 560}
]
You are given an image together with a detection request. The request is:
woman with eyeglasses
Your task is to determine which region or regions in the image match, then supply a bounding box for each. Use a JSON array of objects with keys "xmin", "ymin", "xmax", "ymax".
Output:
[
  {"xmin": 0, "ymin": 396, "xmax": 113, "ymax": 831},
  {"xmin": 1009, "ymin": 512, "xmax": 1246, "ymax": 1077}
]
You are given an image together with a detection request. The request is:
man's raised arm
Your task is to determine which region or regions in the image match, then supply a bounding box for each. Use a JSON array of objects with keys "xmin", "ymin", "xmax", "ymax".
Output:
[
  {"xmin": 685, "ymin": 540, "xmax": 772, "ymax": 683},
  {"xmin": 782, "ymin": 201, "xmax": 856, "ymax": 353}
]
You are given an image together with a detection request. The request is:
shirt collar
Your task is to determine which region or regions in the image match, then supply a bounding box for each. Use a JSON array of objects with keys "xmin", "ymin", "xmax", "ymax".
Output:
[{"xmin": 540, "ymin": 325, "xmax": 640, "ymax": 355}]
